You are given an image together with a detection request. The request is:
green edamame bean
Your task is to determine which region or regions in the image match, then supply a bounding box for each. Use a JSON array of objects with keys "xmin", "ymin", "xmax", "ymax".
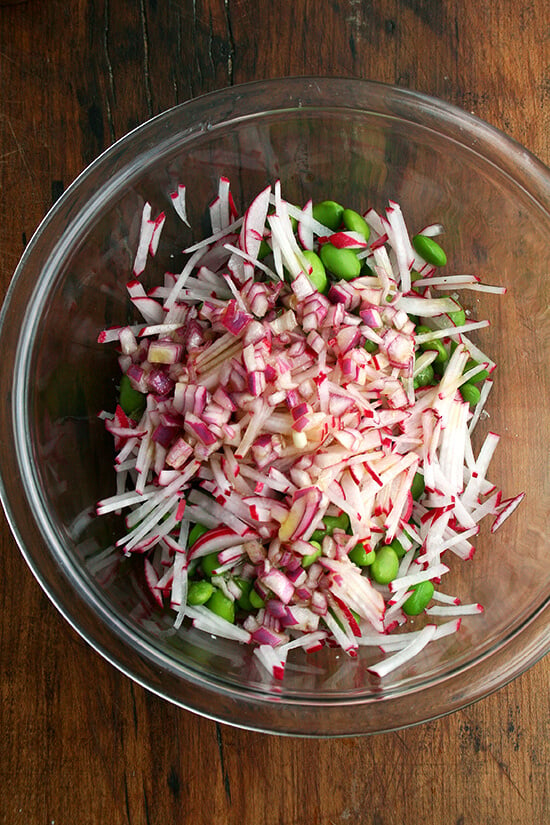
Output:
[
  {"xmin": 410, "ymin": 472, "xmax": 425, "ymax": 501},
  {"xmin": 235, "ymin": 577, "xmax": 254, "ymax": 611},
  {"xmin": 201, "ymin": 551, "xmax": 220, "ymax": 577},
  {"xmin": 119, "ymin": 374, "xmax": 146, "ymax": 421},
  {"xmin": 323, "ymin": 512, "xmax": 351, "ymax": 534},
  {"xmin": 302, "ymin": 249, "xmax": 328, "ymax": 293},
  {"xmin": 206, "ymin": 588, "xmax": 235, "ymax": 623},
  {"xmin": 387, "ymin": 538, "xmax": 406, "ymax": 560},
  {"xmin": 413, "ymin": 363, "xmax": 434, "ymax": 389},
  {"xmin": 447, "ymin": 307, "xmax": 466, "ymax": 326},
  {"xmin": 302, "ymin": 540, "xmax": 322, "ymax": 568},
  {"xmin": 348, "ymin": 542, "xmax": 376, "ymax": 567},
  {"xmin": 312, "ymin": 200, "xmax": 344, "ymax": 231},
  {"xmin": 465, "ymin": 360, "xmax": 490, "ymax": 384},
  {"xmin": 249, "ymin": 588, "xmax": 265, "ymax": 609},
  {"xmin": 330, "ymin": 606, "xmax": 361, "ymax": 632},
  {"xmin": 371, "ymin": 546, "xmax": 399, "ymax": 585},
  {"xmin": 187, "ymin": 580, "xmax": 214, "ymax": 606},
  {"xmin": 416, "ymin": 326, "xmax": 449, "ymax": 366},
  {"xmin": 188, "ymin": 522, "xmax": 209, "ymax": 548},
  {"xmin": 402, "ymin": 581, "xmax": 435, "ymax": 616},
  {"xmin": 310, "ymin": 528, "xmax": 326, "ymax": 543},
  {"xmin": 460, "ymin": 382, "xmax": 481, "ymax": 406},
  {"xmin": 412, "ymin": 234, "xmax": 447, "ymax": 267},
  {"xmin": 403, "ymin": 524, "xmax": 417, "ymax": 541},
  {"xmin": 320, "ymin": 243, "xmax": 361, "ymax": 281},
  {"xmin": 258, "ymin": 238, "xmax": 271, "ymax": 260},
  {"xmin": 364, "ymin": 339, "xmax": 378, "ymax": 354},
  {"xmin": 342, "ymin": 208, "xmax": 370, "ymax": 241},
  {"xmin": 428, "ymin": 341, "xmax": 449, "ymax": 367}
]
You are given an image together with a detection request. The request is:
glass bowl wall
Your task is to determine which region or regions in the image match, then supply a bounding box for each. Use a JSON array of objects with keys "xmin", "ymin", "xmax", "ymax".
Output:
[{"xmin": 0, "ymin": 78, "xmax": 548, "ymax": 735}]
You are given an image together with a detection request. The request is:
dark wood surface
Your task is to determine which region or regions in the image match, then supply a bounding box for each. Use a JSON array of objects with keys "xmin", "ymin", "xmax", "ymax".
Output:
[{"xmin": 1, "ymin": 2, "xmax": 549, "ymax": 823}]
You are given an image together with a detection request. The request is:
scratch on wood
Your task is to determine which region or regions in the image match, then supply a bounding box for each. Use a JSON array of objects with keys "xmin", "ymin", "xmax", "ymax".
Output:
[
  {"xmin": 0, "ymin": 48, "xmax": 19, "ymax": 66},
  {"xmin": 0, "ymin": 114, "xmax": 32, "ymax": 179},
  {"xmin": 223, "ymin": 0, "xmax": 235, "ymax": 85},
  {"xmin": 139, "ymin": 0, "xmax": 154, "ymax": 118},
  {"xmin": 215, "ymin": 722, "xmax": 232, "ymax": 804},
  {"xmin": 392, "ymin": 730, "xmax": 410, "ymax": 751},
  {"xmin": 0, "ymin": 148, "xmax": 18, "ymax": 164},
  {"xmin": 486, "ymin": 749, "xmax": 526, "ymax": 802},
  {"xmin": 103, "ymin": 0, "xmax": 116, "ymax": 143}
]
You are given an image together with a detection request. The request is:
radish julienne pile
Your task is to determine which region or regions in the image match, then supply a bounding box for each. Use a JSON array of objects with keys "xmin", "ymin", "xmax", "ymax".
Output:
[{"xmin": 96, "ymin": 178, "xmax": 524, "ymax": 681}]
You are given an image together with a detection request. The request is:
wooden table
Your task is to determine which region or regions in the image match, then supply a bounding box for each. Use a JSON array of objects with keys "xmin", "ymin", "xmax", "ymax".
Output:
[{"xmin": 1, "ymin": 2, "xmax": 548, "ymax": 823}]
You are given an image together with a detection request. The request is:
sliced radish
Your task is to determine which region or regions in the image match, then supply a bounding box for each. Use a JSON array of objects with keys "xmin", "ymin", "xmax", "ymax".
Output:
[{"xmin": 97, "ymin": 179, "xmax": 522, "ymax": 680}]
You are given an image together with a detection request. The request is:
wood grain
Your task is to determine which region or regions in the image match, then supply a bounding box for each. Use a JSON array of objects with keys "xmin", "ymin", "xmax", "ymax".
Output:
[{"xmin": 1, "ymin": 2, "xmax": 549, "ymax": 824}]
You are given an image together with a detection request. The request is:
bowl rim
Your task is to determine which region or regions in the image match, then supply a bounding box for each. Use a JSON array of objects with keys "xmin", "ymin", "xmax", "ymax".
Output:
[{"xmin": 1, "ymin": 76, "xmax": 549, "ymax": 736}]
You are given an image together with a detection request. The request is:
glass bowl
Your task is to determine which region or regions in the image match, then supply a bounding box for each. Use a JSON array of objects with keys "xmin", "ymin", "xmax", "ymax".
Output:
[{"xmin": 0, "ymin": 78, "xmax": 548, "ymax": 736}]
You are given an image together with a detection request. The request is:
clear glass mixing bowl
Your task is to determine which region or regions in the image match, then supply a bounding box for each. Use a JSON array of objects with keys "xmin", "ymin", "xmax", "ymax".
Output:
[{"xmin": 0, "ymin": 78, "xmax": 548, "ymax": 736}]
